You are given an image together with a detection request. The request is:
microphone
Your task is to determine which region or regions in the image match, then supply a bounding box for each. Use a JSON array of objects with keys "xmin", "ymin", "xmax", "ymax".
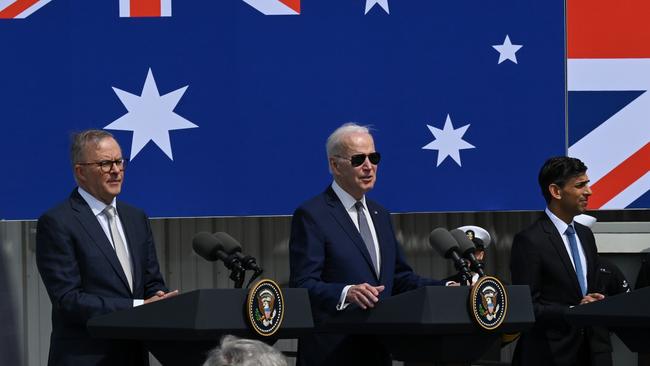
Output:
[
  {"xmin": 450, "ymin": 229, "xmax": 486, "ymax": 278},
  {"xmin": 428, "ymin": 228, "xmax": 472, "ymax": 284},
  {"xmin": 213, "ymin": 232, "xmax": 263, "ymax": 273},
  {"xmin": 192, "ymin": 232, "xmax": 245, "ymax": 273}
]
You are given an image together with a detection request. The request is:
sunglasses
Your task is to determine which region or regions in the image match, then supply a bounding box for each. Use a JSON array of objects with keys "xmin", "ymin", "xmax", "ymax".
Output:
[{"xmin": 336, "ymin": 152, "xmax": 381, "ymax": 167}]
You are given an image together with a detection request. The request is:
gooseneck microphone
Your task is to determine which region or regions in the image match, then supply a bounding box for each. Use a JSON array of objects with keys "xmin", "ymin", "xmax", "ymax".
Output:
[
  {"xmin": 192, "ymin": 232, "xmax": 245, "ymax": 273},
  {"xmin": 213, "ymin": 232, "xmax": 263, "ymax": 272},
  {"xmin": 428, "ymin": 228, "xmax": 472, "ymax": 285},
  {"xmin": 212, "ymin": 232, "xmax": 264, "ymax": 288},
  {"xmin": 450, "ymin": 229, "xmax": 486, "ymax": 278},
  {"xmin": 193, "ymin": 231, "xmax": 264, "ymax": 288},
  {"xmin": 192, "ymin": 231, "xmax": 248, "ymax": 287}
]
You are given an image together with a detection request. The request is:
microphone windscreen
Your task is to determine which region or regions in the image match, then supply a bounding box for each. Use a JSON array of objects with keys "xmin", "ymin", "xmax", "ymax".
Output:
[
  {"xmin": 192, "ymin": 231, "xmax": 222, "ymax": 261},
  {"xmin": 213, "ymin": 232, "xmax": 242, "ymax": 254},
  {"xmin": 450, "ymin": 229, "xmax": 476, "ymax": 255},
  {"xmin": 428, "ymin": 228, "xmax": 459, "ymax": 258}
]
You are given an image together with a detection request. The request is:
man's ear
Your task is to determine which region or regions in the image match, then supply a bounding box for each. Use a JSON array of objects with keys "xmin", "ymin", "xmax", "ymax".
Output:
[
  {"xmin": 74, "ymin": 165, "xmax": 85, "ymax": 184},
  {"xmin": 549, "ymin": 183, "xmax": 562, "ymax": 200},
  {"xmin": 329, "ymin": 157, "xmax": 340, "ymax": 175}
]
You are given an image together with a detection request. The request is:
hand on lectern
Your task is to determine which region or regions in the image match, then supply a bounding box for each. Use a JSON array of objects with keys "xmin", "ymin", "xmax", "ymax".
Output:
[
  {"xmin": 144, "ymin": 289, "xmax": 179, "ymax": 305},
  {"xmin": 346, "ymin": 283, "xmax": 385, "ymax": 309},
  {"xmin": 579, "ymin": 292, "xmax": 605, "ymax": 305}
]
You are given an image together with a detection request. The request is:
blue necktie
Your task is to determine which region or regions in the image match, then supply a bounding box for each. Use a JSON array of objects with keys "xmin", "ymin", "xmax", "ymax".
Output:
[
  {"xmin": 566, "ymin": 225, "xmax": 587, "ymax": 296},
  {"xmin": 355, "ymin": 201, "xmax": 378, "ymax": 275}
]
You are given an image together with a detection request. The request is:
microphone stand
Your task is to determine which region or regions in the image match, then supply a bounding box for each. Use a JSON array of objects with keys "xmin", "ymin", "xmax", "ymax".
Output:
[
  {"xmin": 245, "ymin": 267, "xmax": 264, "ymax": 289},
  {"xmin": 451, "ymin": 255, "xmax": 472, "ymax": 286},
  {"xmin": 224, "ymin": 255, "xmax": 245, "ymax": 288}
]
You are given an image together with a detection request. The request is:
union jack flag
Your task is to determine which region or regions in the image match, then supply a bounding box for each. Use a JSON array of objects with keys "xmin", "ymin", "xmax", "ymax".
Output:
[
  {"xmin": 567, "ymin": 0, "xmax": 650, "ymax": 209},
  {"xmin": 0, "ymin": 0, "xmax": 51, "ymax": 18}
]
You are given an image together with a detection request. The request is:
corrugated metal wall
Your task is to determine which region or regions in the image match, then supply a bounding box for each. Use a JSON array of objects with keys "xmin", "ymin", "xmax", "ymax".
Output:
[{"xmin": 2, "ymin": 209, "xmax": 647, "ymax": 365}]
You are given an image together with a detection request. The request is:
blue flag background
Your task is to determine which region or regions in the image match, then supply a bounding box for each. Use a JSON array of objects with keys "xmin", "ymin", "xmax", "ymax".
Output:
[{"xmin": 1, "ymin": 0, "xmax": 565, "ymax": 219}]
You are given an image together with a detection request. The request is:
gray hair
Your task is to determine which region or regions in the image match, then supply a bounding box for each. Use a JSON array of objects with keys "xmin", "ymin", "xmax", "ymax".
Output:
[
  {"xmin": 325, "ymin": 122, "xmax": 371, "ymax": 158},
  {"xmin": 202, "ymin": 335, "xmax": 287, "ymax": 366},
  {"xmin": 70, "ymin": 129, "xmax": 115, "ymax": 166}
]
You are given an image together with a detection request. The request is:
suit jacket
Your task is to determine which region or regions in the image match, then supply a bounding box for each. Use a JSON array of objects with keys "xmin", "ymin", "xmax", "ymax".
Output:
[
  {"xmin": 36, "ymin": 189, "xmax": 168, "ymax": 366},
  {"xmin": 289, "ymin": 186, "xmax": 443, "ymax": 366},
  {"xmin": 510, "ymin": 214, "xmax": 600, "ymax": 366}
]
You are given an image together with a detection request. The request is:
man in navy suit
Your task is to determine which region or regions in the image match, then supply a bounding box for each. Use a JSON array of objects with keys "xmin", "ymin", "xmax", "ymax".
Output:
[
  {"xmin": 510, "ymin": 157, "xmax": 605, "ymax": 366},
  {"xmin": 289, "ymin": 123, "xmax": 447, "ymax": 366},
  {"xmin": 36, "ymin": 130, "xmax": 178, "ymax": 366}
]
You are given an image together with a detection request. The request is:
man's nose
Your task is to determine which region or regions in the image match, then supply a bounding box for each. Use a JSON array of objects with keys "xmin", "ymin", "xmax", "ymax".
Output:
[
  {"xmin": 361, "ymin": 157, "xmax": 373, "ymax": 169},
  {"xmin": 109, "ymin": 162, "xmax": 121, "ymax": 173},
  {"xmin": 584, "ymin": 185, "xmax": 592, "ymax": 196}
]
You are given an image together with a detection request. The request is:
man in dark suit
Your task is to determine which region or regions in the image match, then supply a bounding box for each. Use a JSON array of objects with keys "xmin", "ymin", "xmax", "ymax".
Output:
[
  {"xmin": 510, "ymin": 156, "xmax": 605, "ymax": 366},
  {"xmin": 36, "ymin": 130, "xmax": 178, "ymax": 366},
  {"xmin": 289, "ymin": 123, "xmax": 447, "ymax": 366}
]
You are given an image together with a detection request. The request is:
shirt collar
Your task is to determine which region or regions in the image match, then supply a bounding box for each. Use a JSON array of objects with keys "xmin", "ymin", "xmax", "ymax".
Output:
[
  {"xmin": 78, "ymin": 187, "xmax": 117, "ymax": 217},
  {"xmin": 331, "ymin": 181, "xmax": 366, "ymax": 211},
  {"xmin": 545, "ymin": 207, "xmax": 574, "ymax": 235}
]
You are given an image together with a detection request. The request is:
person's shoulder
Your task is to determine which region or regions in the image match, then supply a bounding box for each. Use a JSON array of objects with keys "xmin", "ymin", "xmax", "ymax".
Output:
[
  {"xmin": 116, "ymin": 200, "xmax": 147, "ymax": 218},
  {"xmin": 38, "ymin": 194, "xmax": 77, "ymax": 221},
  {"xmin": 39, "ymin": 199, "xmax": 71, "ymax": 221},
  {"xmin": 365, "ymin": 197, "xmax": 389, "ymax": 215},
  {"xmin": 294, "ymin": 188, "xmax": 332, "ymax": 213},
  {"xmin": 516, "ymin": 213, "xmax": 547, "ymax": 235},
  {"xmin": 511, "ymin": 214, "xmax": 549, "ymax": 247},
  {"xmin": 574, "ymin": 221, "xmax": 594, "ymax": 236}
]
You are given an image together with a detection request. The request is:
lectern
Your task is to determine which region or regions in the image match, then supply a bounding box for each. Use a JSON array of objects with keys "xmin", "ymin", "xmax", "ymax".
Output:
[
  {"xmin": 566, "ymin": 286, "xmax": 650, "ymax": 353},
  {"xmin": 322, "ymin": 285, "xmax": 535, "ymax": 363},
  {"xmin": 87, "ymin": 288, "xmax": 313, "ymax": 365}
]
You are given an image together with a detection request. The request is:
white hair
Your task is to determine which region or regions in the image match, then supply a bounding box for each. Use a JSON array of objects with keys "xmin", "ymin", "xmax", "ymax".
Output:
[
  {"xmin": 325, "ymin": 122, "xmax": 372, "ymax": 158},
  {"xmin": 202, "ymin": 335, "xmax": 287, "ymax": 366}
]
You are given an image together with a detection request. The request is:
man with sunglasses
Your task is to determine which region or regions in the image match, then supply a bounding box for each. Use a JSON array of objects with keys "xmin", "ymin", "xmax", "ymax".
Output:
[
  {"xmin": 289, "ymin": 123, "xmax": 446, "ymax": 366},
  {"xmin": 36, "ymin": 129, "xmax": 177, "ymax": 365}
]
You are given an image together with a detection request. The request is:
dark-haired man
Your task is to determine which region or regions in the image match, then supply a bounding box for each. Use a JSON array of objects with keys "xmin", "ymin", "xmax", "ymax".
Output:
[
  {"xmin": 36, "ymin": 130, "xmax": 177, "ymax": 365},
  {"xmin": 510, "ymin": 156, "xmax": 605, "ymax": 366}
]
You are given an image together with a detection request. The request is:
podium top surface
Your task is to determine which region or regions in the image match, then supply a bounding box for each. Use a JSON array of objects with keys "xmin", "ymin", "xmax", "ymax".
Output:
[
  {"xmin": 566, "ymin": 286, "xmax": 650, "ymax": 327},
  {"xmin": 322, "ymin": 285, "xmax": 534, "ymax": 335},
  {"xmin": 87, "ymin": 288, "xmax": 314, "ymax": 341}
]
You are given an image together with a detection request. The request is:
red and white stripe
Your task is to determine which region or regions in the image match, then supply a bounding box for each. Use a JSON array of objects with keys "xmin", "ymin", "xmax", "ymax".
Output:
[
  {"xmin": 0, "ymin": 0, "xmax": 51, "ymax": 18},
  {"xmin": 242, "ymin": 0, "xmax": 300, "ymax": 15},
  {"xmin": 119, "ymin": 0, "xmax": 171, "ymax": 18},
  {"xmin": 568, "ymin": 0, "xmax": 650, "ymax": 209}
]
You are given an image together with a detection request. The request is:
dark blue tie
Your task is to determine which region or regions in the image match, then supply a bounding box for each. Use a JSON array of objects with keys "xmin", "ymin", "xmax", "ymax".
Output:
[
  {"xmin": 355, "ymin": 201, "xmax": 378, "ymax": 275},
  {"xmin": 566, "ymin": 225, "xmax": 587, "ymax": 296}
]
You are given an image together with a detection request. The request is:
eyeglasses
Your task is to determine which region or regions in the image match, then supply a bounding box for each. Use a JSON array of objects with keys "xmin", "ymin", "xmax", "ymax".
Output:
[
  {"xmin": 335, "ymin": 152, "xmax": 381, "ymax": 167},
  {"xmin": 77, "ymin": 158, "xmax": 127, "ymax": 173}
]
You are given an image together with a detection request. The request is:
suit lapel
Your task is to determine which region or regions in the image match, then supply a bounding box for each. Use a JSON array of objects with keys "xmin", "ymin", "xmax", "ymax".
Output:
[
  {"xmin": 324, "ymin": 187, "xmax": 378, "ymax": 279},
  {"xmin": 69, "ymin": 190, "xmax": 133, "ymax": 294},
  {"xmin": 540, "ymin": 217, "xmax": 583, "ymax": 297}
]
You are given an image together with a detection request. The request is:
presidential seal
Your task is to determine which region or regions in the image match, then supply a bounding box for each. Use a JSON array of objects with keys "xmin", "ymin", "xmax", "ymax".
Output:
[
  {"xmin": 469, "ymin": 276, "xmax": 508, "ymax": 330},
  {"xmin": 246, "ymin": 279, "xmax": 284, "ymax": 336}
]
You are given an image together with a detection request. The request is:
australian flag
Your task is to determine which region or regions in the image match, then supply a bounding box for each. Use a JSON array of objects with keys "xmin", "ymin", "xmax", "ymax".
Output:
[{"xmin": 1, "ymin": 0, "xmax": 566, "ymax": 219}]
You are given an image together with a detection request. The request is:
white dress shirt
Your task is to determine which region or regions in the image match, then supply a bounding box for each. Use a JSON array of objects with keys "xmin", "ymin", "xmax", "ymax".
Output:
[
  {"xmin": 78, "ymin": 187, "xmax": 144, "ymax": 306},
  {"xmin": 545, "ymin": 207, "xmax": 588, "ymax": 291}
]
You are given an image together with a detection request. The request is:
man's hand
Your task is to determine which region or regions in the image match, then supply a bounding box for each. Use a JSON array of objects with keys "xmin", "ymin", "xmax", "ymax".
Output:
[
  {"xmin": 144, "ymin": 289, "xmax": 179, "ymax": 305},
  {"xmin": 346, "ymin": 283, "xmax": 385, "ymax": 309},
  {"xmin": 579, "ymin": 292, "xmax": 605, "ymax": 305}
]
